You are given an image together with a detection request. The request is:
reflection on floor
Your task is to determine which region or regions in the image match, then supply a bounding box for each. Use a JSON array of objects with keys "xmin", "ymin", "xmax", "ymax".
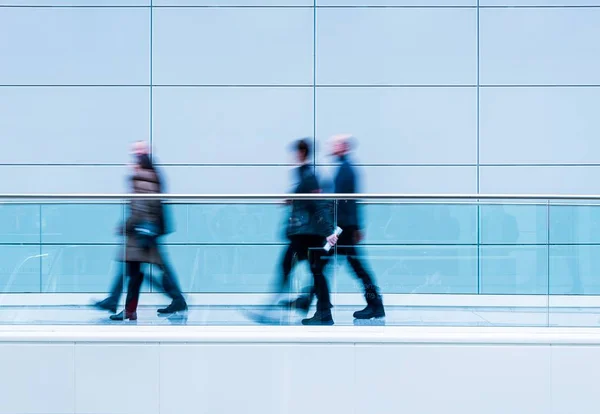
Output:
[{"xmin": 0, "ymin": 305, "xmax": 598, "ymax": 327}]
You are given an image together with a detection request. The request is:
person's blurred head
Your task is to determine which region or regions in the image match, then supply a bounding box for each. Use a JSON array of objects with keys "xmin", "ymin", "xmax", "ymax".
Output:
[
  {"xmin": 131, "ymin": 140, "xmax": 150, "ymax": 157},
  {"xmin": 330, "ymin": 134, "xmax": 352, "ymax": 158},
  {"xmin": 294, "ymin": 138, "xmax": 311, "ymax": 165}
]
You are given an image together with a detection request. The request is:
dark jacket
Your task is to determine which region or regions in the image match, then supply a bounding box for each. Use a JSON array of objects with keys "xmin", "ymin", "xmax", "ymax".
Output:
[
  {"xmin": 153, "ymin": 162, "xmax": 173, "ymax": 236},
  {"xmin": 334, "ymin": 155, "xmax": 361, "ymax": 228},
  {"xmin": 286, "ymin": 164, "xmax": 335, "ymax": 238},
  {"xmin": 116, "ymin": 168, "xmax": 163, "ymax": 264},
  {"xmin": 152, "ymin": 162, "xmax": 175, "ymax": 236}
]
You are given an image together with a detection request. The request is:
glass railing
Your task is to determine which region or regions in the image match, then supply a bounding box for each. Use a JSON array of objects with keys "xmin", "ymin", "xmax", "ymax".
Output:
[{"xmin": 0, "ymin": 193, "xmax": 599, "ymax": 327}]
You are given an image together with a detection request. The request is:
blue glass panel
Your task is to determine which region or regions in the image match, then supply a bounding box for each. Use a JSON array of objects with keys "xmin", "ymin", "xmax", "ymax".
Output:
[
  {"xmin": 161, "ymin": 203, "xmax": 284, "ymax": 244},
  {"xmin": 549, "ymin": 204, "xmax": 600, "ymax": 244},
  {"xmin": 163, "ymin": 245, "xmax": 288, "ymax": 293},
  {"xmin": 480, "ymin": 204, "xmax": 547, "ymax": 245},
  {"xmin": 0, "ymin": 204, "xmax": 40, "ymax": 244},
  {"xmin": 0, "ymin": 246, "xmax": 41, "ymax": 293},
  {"xmin": 42, "ymin": 204, "xmax": 124, "ymax": 244},
  {"xmin": 550, "ymin": 245, "xmax": 600, "ymax": 295},
  {"xmin": 42, "ymin": 245, "xmax": 151, "ymax": 294},
  {"xmin": 333, "ymin": 245, "xmax": 478, "ymax": 294},
  {"xmin": 480, "ymin": 246, "xmax": 548, "ymax": 294},
  {"xmin": 362, "ymin": 204, "xmax": 477, "ymax": 245}
]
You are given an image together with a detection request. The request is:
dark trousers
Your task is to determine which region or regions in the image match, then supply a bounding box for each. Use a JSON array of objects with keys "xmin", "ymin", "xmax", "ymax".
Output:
[
  {"xmin": 125, "ymin": 261, "xmax": 144, "ymax": 314},
  {"xmin": 294, "ymin": 226, "xmax": 379, "ymax": 302},
  {"xmin": 107, "ymin": 261, "xmax": 185, "ymax": 304},
  {"xmin": 286, "ymin": 235, "xmax": 332, "ymax": 311},
  {"xmin": 279, "ymin": 241, "xmax": 307, "ymax": 291},
  {"xmin": 336, "ymin": 226, "xmax": 379, "ymax": 298},
  {"xmin": 106, "ymin": 248, "xmax": 185, "ymax": 306}
]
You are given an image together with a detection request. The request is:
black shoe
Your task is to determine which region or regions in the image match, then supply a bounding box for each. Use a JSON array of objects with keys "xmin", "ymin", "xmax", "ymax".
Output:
[
  {"xmin": 157, "ymin": 301, "xmax": 188, "ymax": 315},
  {"xmin": 94, "ymin": 298, "xmax": 117, "ymax": 314},
  {"xmin": 110, "ymin": 310, "xmax": 137, "ymax": 321},
  {"xmin": 353, "ymin": 298, "xmax": 385, "ymax": 320},
  {"xmin": 302, "ymin": 310, "xmax": 334, "ymax": 326}
]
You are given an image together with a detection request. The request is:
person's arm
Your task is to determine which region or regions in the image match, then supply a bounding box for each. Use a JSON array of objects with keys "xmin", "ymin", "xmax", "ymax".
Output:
[
  {"xmin": 336, "ymin": 164, "xmax": 355, "ymax": 194},
  {"xmin": 342, "ymin": 165, "xmax": 364, "ymax": 240},
  {"xmin": 124, "ymin": 202, "xmax": 140, "ymax": 234}
]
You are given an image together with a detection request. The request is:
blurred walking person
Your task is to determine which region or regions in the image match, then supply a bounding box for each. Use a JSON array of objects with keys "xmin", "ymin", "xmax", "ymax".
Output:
[
  {"xmin": 284, "ymin": 139, "xmax": 339, "ymax": 325},
  {"xmin": 330, "ymin": 134, "xmax": 384, "ymax": 319},
  {"xmin": 96, "ymin": 142, "xmax": 187, "ymax": 319},
  {"xmin": 108, "ymin": 154, "xmax": 162, "ymax": 320},
  {"xmin": 284, "ymin": 135, "xmax": 385, "ymax": 320}
]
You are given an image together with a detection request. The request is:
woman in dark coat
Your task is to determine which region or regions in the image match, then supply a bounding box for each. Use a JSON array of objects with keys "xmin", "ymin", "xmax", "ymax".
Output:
[{"xmin": 110, "ymin": 155, "xmax": 162, "ymax": 321}]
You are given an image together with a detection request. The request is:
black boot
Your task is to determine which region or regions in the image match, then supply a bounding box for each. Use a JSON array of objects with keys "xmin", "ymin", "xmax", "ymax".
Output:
[
  {"xmin": 353, "ymin": 294, "xmax": 385, "ymax": 320},
  {"xmin": 94, "ymin": 298, "xmax": 118, "ymax": 314},
  {"xmin": 157, "ymin": 300, "xmax": 188, "ymax": 315},
  {"xmin": 110, "ymin": 310, "xmax": 137, "ymax": 321},
  {"xmin": 302, "ymin": 309, "xmax": 334, "ymax": 326}
]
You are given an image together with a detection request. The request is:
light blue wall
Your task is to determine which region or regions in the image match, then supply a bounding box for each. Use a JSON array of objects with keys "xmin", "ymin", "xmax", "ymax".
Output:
[{"xmin": 1, "ymin": 2, "xmax": 599, "ymax": 295}]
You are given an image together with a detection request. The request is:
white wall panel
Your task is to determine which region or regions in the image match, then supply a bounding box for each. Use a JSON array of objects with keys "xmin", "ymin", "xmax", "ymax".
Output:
[
  {"xmin": 0, "ymin": 8, "xmax": 149, "ymax": 85},
  {"xmin": 0, "ymin": 87, "xmax": 149, "ymax": 164},
  {"xmin": 75, "ymin": 344, "xmax": 159, "ymax": 414},
  {"xmin": 153, "ymin": 87, "xmax": 313, "ymax": 163},
  {"xmin": 480, "ymin": 167, "xmax": 600, "ymax": 195},
  {"xmin": 153, "ymin": 8, "xmax": 313, "ymax": 85},
  {"xmin": 480, "ymin": 87, "xmax": 600, "ymax": 164},
  {"xmin": 0, "ymin": 344, "xmax": 74, "ymax": 414},
  {"xmin": 316, "ymin": 87, "xmax": 476, "ymax": 164},
  {"xmin": 354, "ymin": 344, "xmax": 551, "ymax": 414},
  {"xmin": 316, "ymin": 8, "xmax": 477, "ymax": 85},
  {"xmin": 480, "ymin": 8, "xmax": 600, "ymax": 85}
]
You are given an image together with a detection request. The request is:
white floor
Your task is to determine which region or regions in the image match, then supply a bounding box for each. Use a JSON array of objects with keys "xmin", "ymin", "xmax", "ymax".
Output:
[{"xmin": 0, "ymin": 304, "xmax": 597, "ymax": 327}]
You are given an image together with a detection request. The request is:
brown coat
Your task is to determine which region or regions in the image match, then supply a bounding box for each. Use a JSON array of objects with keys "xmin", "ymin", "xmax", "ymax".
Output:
[{"xmin": 116, "ymin": 169, "xmax": 163, "ymax": 264}]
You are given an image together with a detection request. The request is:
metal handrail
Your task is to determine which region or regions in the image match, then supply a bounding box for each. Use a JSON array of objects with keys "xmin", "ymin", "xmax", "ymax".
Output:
[{"xmin": 0, "ymin": 193, "xmax": 599, "ymax": 200}]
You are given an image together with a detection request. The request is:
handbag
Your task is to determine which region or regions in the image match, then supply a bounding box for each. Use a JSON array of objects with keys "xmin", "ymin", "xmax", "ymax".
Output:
[{"xmin": 134, "ymin": 221, "xmax": 159, "ymax": 248}]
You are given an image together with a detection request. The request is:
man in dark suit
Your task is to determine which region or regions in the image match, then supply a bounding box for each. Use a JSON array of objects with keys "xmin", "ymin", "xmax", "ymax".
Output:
[
  {"xmin": 284, "ymin": 135, "xmax": 385, "ymax": 320},
  {"xmin": 282, "ymin": 139, "xmax": 339, "ymax": 325},
  {"xmin": 331, "ymin": 134, "xmax": 384, "ymax": 319}
]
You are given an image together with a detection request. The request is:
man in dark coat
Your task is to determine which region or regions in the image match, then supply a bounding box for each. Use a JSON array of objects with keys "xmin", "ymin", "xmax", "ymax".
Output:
[
  {"xmin": 283, "ymin": 135, "xmax": 385, "ymax": 320},
  {"xmin": 330, "ymin": 134, "xmax": 384, "ymax": 319},
  {"xmin": 284, "ymin": 139, "xmax": 339, "ymax": 325}
]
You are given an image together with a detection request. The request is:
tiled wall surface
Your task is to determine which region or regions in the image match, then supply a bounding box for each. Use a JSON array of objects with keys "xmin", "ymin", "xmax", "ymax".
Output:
[{"xmin": 1, "ymin": 1, "xmax": 600, "ymax": 294}]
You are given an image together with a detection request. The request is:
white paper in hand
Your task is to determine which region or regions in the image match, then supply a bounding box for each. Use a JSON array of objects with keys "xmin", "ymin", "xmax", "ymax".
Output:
[{"xmin": 324, "ymin": 226, "xmax": 343, "ymax": 252}]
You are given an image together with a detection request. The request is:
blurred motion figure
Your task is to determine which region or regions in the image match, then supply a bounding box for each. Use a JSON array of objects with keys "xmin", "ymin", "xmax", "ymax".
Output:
[
  {"xmin": 281, "ymin": 139, "xmax": 339, "ymax": 325},
  {"xmin": 286, "ymin": 135, "xmax": 385, "ymax": 320},
  {"xmin": 330, "ymin": 134, "xmax": 384, "ymax": 319},
  {"xmin": 95, "ymin": 141, "xmax": 187, "ymax": 319}
]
